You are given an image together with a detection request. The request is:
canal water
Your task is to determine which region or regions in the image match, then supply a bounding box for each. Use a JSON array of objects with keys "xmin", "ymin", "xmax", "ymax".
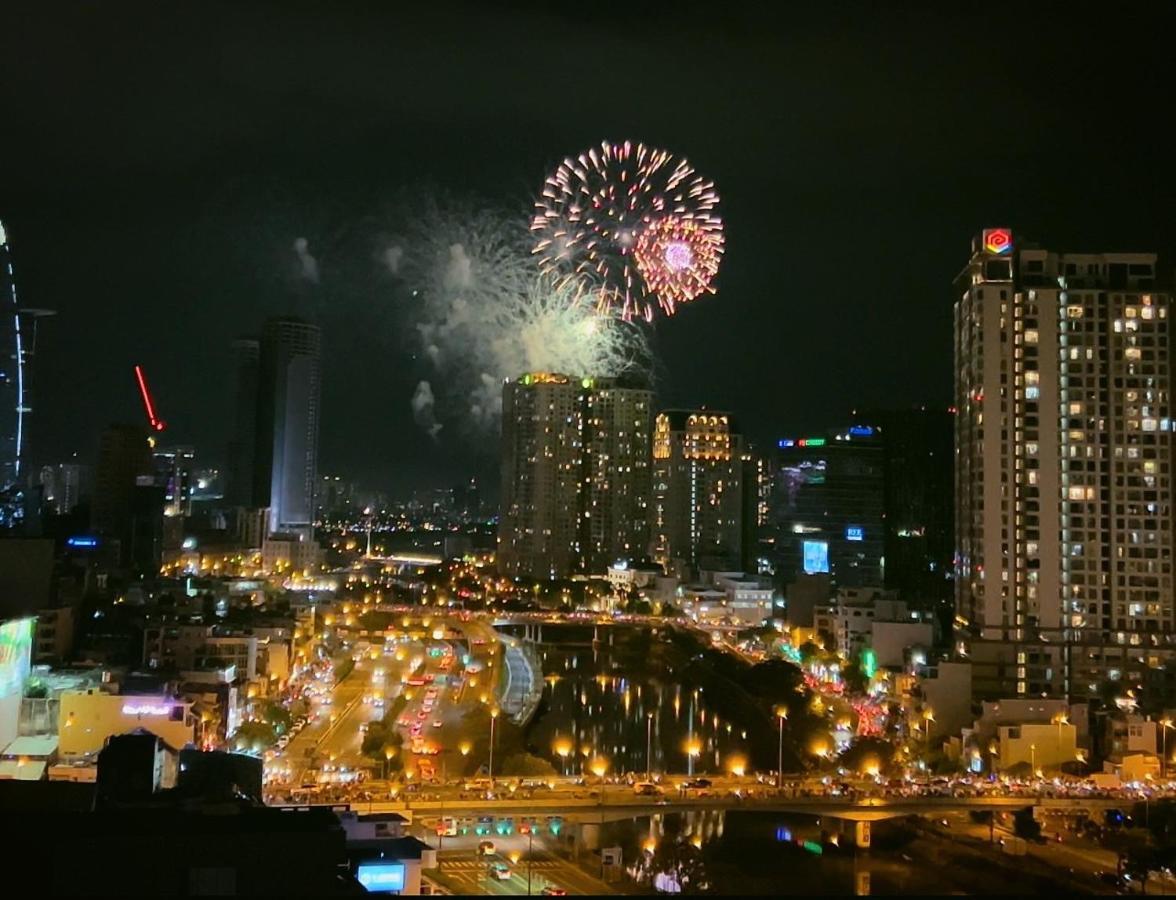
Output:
[
  {"xmin": 591, "ymin": 810, "xmax": 1058, "ymax": 895},
  {"xmin": 503, "ymin": 624, "xmax": 1070, "ymax": 895},
  {"xmin": 504, "ymin": 624, "xmax": 749, "ymax": 777}
]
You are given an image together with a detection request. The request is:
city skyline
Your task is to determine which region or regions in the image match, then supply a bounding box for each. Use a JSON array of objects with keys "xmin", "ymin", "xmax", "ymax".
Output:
[
  {"xmin": 2, "ymin": 7, "xmax": 1174, "ymax": 493},
  {"xmin": 6, "ymin": 7, "xmax": 1176, "ymax": 895}
]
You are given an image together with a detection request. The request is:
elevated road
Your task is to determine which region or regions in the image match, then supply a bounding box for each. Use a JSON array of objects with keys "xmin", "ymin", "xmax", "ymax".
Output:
[{"xmin": 337, "ymin": 791, "xmax": 1130, "ymax": 824}]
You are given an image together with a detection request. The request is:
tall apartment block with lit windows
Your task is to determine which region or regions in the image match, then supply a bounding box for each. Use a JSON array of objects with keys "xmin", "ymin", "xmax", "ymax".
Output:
[
  {"xmin": 498, "ymin": 373, "xmax": 652, "ymax": 579},
  {"xmin": 954, "ymin": 228, "xmax": 1174, "ymax": 700},
  {"xmin": 652, "ymin": 411, "xmax": 745, "ymax": 573}
]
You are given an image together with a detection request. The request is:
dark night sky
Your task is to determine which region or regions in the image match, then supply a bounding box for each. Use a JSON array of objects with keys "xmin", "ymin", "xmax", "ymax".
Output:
[{"xmin": 2, "ymin": 3, "xmax": 1173, "ymax": 496}]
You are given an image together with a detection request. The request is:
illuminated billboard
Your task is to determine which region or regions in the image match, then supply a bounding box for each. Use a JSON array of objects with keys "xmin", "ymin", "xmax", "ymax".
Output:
[
  {"xmin": 356, "ymin": 862, "xmax": 405, "ymax": 893},
  {"xmin": 982, "ymin": 228, "xmax": 1013, "ymax": 255},
  {"xmin": 802, "ymin": 540, "xmax": 829, "ymax": 575},
  {"xmin": 0, "ymin": 618, "xmax": 33, "ymax": 698},
  {"xmin": 845, "ymin": 526, "xmax": 864, "ymax": 542}
]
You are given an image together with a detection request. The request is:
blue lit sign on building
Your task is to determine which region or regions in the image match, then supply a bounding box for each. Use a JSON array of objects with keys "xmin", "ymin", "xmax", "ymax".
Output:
[
  {"xmin": 66, "ymin": 536, "xmax": 99, "ymax": 549},
  {"xmin": 846, "ymin": 526, "xmax": 864, "ymax": 542},
  {"xmin": 777, "ymin": 439, "xmax": 795, "ymax": 448},
  {"xmin": 356, "ymin": 862, "xmax": 406, "ymax": 893},
  {"xmin": 848, "ymin": 425, "xmax": 874, "ymax": 437},
  {"xmin": 802, "ymin": 540, "xmax": 829, "ymax": 575}
]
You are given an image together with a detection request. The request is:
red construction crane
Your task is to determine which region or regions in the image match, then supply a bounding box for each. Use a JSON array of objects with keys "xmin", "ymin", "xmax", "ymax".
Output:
[{"xmin": 133, "ymin": 364, "xmax": 167, "ymax": 433}]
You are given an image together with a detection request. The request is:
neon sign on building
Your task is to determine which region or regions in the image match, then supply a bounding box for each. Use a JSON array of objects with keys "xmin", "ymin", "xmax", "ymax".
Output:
[
  {"xmin": 122, "ymin": 702, "xmax": 174, "ymax": 717},
  {"xmin": 982, "ymin": 228, "xmax": 1013, "ymax": 255}
]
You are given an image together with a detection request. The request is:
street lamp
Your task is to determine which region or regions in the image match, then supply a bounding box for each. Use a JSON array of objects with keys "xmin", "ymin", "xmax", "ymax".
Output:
[
  {"xmin": 489, "ymin": 707, "xmax": 499, "ymax": 789},
  {"xmin": 1161, "ymin": 719, "xmax": 1174, "ymax": 780},
  {"xmin": 553, "ymin": 738, "xmax": 572, "ymax": 777},
  {"xmin": 590, "ymin": 757, "xmax": 609, "ymax": 781},
  {"xmin": 726, "ymin": 754, "xmax": 747, "ymax": 778},
  {"xmin": 775, "ymin": 706, "xmax": 788, "ymax": 789},
  {"xmin": 384, "ymin": 745, "xmax": 397, "ymax": 780},
  {"xmin": 685, "ymin": 739, "xmax": 702, "ymax": 778},
  {"xmin": 1030, "ymin": 743, "xmax": 1036, "ymax": 778},
  {"xmin": 646, "ymin": 712, "xmax": 655, "ymax": 781}
]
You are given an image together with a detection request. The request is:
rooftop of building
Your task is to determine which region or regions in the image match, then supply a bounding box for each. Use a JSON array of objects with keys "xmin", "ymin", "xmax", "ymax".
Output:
[
  {"xmin": 1, "ymin": 735, "xmax": 59, "ymax": 758},
  {"xmin": 657, "ymin": 409, "xmax": 741, "ymax": 433}
]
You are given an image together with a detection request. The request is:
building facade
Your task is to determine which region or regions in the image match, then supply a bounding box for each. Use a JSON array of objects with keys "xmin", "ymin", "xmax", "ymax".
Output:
[
  {"xmin": 852, "ymin": 408, "xmax": 954, "ymax": 608},
  {"xmin": 954, "ymin": 229, "xmax": 1174, "ymax": 699},
  {"xmin": 253, "ymin": 319, "xmax": 321, "ymax": 536},
  {"xmin": 766, "ymin": 428, "xmax": 885, "ymax": 589},
  {"xmin": 38, "ymin": 461, "xmax": 90, "ymax": 516},
  {"xmin": 498, "ymin": 373, "xmax": 652, "ymax": 579},
  {"xmin": 580, "ymin": 377, "xmax": 653, "ymax": 572},
  {"xmin": 153, "ymin": 445, "xmax": 195, "ymax": 518},
  {"xmin": 652, "ymin": 411, "xmax": 745, "ymax": 573},
  {"xmin": 92, "ymin": 424, "xmax": 163, "ymax": 571}
]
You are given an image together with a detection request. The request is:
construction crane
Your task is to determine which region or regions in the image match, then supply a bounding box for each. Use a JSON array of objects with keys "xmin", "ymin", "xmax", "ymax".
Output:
[{"xmin": 133, "ymin": 364, "xmax": 167, "ymax": 433}]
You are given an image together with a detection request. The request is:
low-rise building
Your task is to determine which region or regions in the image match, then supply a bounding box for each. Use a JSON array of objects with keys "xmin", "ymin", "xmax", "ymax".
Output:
[
  {"xmin": 58, "ymin": 691, "xmax": 196, "ymax": 759},
  {"xmin": 339, "ymin": 811, "xmax": 436, "ymax": 896},
  {"xmin": 0, "ymin": 734, "xmax": 58, "ymax": 781},
  {"xmin": 913, "ymin": 660, "xmax": 972, "ymax": 743},
  {"xmin": 262, "ymin": 532, "xmax": 322, "ymax": 575},
  {"xmin": 814, "ymin": 588, "xmax": 934, "ymax": 666},
  {"xmin": 679, "ymin": 572, "xmax": 775, "ymax": 628},
  {"xmin": 960, "ymin": 698, "xmax": 1089, "ymax": 773},
  {"xmin": 995, "ymin": 720, "xmax": 1079, "ymax": 773}
]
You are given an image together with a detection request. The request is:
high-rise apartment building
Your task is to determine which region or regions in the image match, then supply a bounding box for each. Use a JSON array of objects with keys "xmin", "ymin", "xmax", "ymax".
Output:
[
  {"xmin": 652, "ymin": 411, "xmax": 745, "ymax": 572},
  {"xmin": 38, "ymin": 461, "xmax": 90, "ymax": 515},
  {"xmin": 253, "ymin": 319, "xmax": 321, "ymax": 536},
  {"xmin": 92, "ymin": 424, "xmax": 163, "ymax": 571},
  {"xmin": 765, "ymin": 427, "xmax": 885, "ymax": 589},
  {"xmin": 498, "ymin": 373, "xmax": 652, "ymax": 579},
  {"xmin": 153, "ymin": 445, "xmax": 195, "ymax": 518},
  {"xmin": 954, "ymin": 229, "xmax": 1173, "ymax": 699},
  {"xmin": 499, "ymin": 374, "xmax": 584, "ymax": 579},
  {"xmin": 581, "ymin": 377, "xmax": 653, "ymax": 572},
  {"xmin": 852, "ymin": 408, "xmax": 954, "ymax": 609}
]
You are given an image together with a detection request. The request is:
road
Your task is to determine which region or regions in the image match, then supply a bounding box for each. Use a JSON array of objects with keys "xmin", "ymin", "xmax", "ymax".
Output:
[
  {"xmin": 434, "ymin": 842, "xmax": 615, "ymax": 896},
  {"xmin": 267, "ymin": 613, "xmax": 507, "ymax": 798}
]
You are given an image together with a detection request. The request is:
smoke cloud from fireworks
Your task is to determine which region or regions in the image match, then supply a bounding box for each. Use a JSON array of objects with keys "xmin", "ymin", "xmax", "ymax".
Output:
[
  {"xmin": 392, "ymin": 201, "xmax": 649, "ymax": 431},
  {"xmin": 410, "ymin": 380, "xmax": 442, "ymax": 439},
  {"xmin": 293, "ymin": 236, "xmax": 320, "ymax": 283}
]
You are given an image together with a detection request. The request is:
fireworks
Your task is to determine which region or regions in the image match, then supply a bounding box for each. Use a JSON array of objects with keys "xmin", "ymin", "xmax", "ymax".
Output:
[
  {"xmin": 394, "ymin": 201, "xmax": 648, "ymax": 427},
  {"xmin": 532, "ymin": 140, "xmax": 723, "ymax": 321},
  {"xmin": 633, "ymin": 216, "xmax": 723, "ymax": 314}
]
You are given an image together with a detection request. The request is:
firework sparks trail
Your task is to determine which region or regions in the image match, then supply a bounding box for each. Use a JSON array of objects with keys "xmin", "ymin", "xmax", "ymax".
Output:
[
  {"xmin": 394, "ymin": 201, "xmax": 648, "ymax": 429},
  {"xmin": 531, "ymin": 140, "xmax": 723, "ymax": 321}
]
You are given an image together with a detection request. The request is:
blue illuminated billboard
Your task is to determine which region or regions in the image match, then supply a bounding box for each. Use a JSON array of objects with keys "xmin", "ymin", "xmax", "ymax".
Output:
[
  {"xmin": 802, "ymin": 540, "xmax": 829, "ymax": 574},
  {"xmin": 846, "ymin": 526, "xmax": 864, "ymax": 542},
  {"xmin": 357, "ymin": 862, "xmax": 405, "ymax": 893}
]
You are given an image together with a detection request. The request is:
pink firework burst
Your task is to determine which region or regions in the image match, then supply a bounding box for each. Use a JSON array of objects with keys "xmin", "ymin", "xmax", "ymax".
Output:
[
  {"xmin": 531, "ymin": 140, "xmax": 723, "ymax": 321},
  {"xmin": 632, "ymin": 216, "xmax": 724, "ymax": 316}
]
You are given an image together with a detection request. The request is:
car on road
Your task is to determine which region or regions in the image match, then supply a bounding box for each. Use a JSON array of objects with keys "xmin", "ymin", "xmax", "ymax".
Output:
[
  {"xmin": 634, "ymin": 782, "xmax": 662, "ymax": 796},
  {"xmin": 477, "ymin": 839, "xmax": 495, "ymax": 855},
  {"xmin": 684, "ymin": 778, "xmax": 712, "ymax": 789},
  {"xmin": 432, "ymin": 719, "xmax": 443, "ymax": 728},
  {"xmin": 1096, "ymin": 871, "xmax": 1128, "ymax": 890},
  {"xmin": 488, "ymin": 862, "xmax": 511, "ymax": 881},
  {"xmin": 540, "ymin": 888, "xmax": 567, "ymax": 896}
]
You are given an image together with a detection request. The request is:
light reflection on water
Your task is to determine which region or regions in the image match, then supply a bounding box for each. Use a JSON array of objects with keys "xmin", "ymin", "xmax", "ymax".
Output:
[{"xmin": 518, "ymin": 626, "xmax": 750, "ymax": 776}]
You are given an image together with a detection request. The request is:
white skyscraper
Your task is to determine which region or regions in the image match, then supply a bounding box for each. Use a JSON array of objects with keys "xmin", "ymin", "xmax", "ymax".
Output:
[
  {"xmin": 256, "ymin": 318, "xmax": 321, "ymax": 536},
  {"xmin": 954, "ymin": 229, "xmax": 1174, "ymax": 699}
]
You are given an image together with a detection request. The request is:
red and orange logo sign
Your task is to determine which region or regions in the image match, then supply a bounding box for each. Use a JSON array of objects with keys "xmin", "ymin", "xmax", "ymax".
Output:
[{"xmin": 983, "ymin": 228, "xmax": 1013, "ymax": 255}]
